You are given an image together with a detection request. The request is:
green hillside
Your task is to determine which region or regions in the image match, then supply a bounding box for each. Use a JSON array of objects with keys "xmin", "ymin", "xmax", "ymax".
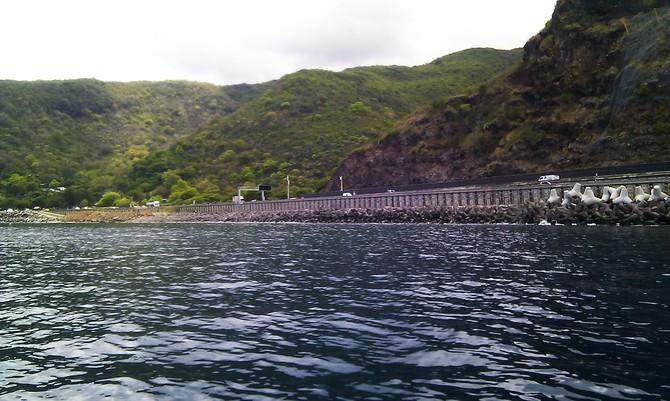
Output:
[
  {"xmin": 0, "ymin": 48, "xmax": 521, "ymax": 208},
  {"xmin": 0, "ymin": 79, "xmax": 259, "ymax": 208},
  {"xmin": 127, "ymin": 48, "xmax": 522, "ymax": 204}
]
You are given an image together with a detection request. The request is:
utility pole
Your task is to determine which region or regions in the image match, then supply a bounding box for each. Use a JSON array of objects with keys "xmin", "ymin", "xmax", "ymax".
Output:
[
  {"xmin": 340, "ymin": 176, "xmax": 343, "ymax": 192},
  {"xmin": 286, "ymin": 175, "xmax": 290, "ymax": 199}
]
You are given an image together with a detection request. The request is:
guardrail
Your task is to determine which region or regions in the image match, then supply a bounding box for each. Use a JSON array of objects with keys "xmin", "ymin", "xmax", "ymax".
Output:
[{"xmin": 176, "ymin": 177, "xmax": 670, "ymax": 215}]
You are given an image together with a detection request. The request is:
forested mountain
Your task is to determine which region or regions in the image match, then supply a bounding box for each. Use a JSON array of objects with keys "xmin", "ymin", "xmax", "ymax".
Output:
[
  {"xmin": 0, "ymin": 48, "xmax": 521, "ymax": 207},
  {"xmin": 0, "ymin": 79, "xmax": 267, "ymax": 207},
  {"xmin": 130, "ymin": 48, "xmax": 521, "ymax": 203},
  {"xmin": 327, "ymin": 0, "xmax": 670, "ymax": 190}
]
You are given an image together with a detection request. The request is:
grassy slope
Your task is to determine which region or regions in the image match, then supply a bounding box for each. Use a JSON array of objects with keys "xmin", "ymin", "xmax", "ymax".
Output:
[
  {"xmin": 0, "ymin": 48, "xmax": 521, "ymax": 207},
  {"xmin": 130, "ymin": 48, "xmax": 522, "ymax": 202},
  {"xmin": 0, "ymin": 79, "xmax": 252, "ymax": 206}
]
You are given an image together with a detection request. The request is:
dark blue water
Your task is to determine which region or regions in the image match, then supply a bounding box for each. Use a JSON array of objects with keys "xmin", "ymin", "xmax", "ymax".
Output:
[{"xmin": 1, "ymin": 223, "xmax": 669, "ymax": 400}]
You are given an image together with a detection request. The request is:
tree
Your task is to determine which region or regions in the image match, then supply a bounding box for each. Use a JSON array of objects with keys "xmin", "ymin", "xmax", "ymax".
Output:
[
  {"xmin": 114, "ymin": 197, "xmax": 132, "ymax": 207},
  {"xmin": 49, "ymin": 179, "xmax": 62, "ymax": 189},
  {"xmin": 95, "ymin": 191, "xmax": 123, "ymax": 207},
  {"xmin": 349, "ymin": 101, "xmax": 371, "ymax": 114},
  {"xmin": 167, "ymin": 178, "xmax": 199, "ymax": 204}
]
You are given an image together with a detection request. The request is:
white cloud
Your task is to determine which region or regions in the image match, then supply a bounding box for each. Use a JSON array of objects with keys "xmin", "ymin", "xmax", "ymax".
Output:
[{"xmin": 0, "ymin": 0, "xmax": 556, "ymax": 85}]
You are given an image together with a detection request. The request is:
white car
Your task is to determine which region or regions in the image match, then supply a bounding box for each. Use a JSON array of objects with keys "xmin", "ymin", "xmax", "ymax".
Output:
[
  {"xmin": 538, "ymin": 175, "xmax": 560, "ymax": 184},
  {"xmin": 342, "ymin": 192, "xmax": 353, "ymax": 197}
]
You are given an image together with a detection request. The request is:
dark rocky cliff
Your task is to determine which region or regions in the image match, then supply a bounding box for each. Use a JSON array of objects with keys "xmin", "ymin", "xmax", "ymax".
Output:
[{"xmin": 326, "ymin": 0, "xmax": 670, "ymax": 190}]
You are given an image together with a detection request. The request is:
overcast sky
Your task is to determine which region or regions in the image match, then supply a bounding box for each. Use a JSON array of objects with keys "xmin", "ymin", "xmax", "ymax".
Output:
[{"xmin": 1, "ymin": 0, "xmax": 556, "ymax": 85}]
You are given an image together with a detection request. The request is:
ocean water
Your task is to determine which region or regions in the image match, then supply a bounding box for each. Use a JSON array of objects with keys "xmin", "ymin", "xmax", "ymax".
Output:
[{"xmin": 0, "ymin": 223, "xmax": 669, "ymax": 400}]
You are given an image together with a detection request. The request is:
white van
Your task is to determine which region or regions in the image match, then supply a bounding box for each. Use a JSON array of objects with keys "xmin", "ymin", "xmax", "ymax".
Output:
[{"xmin": 538, "ymin": 175, "xmax": 560, "ymax": 184}]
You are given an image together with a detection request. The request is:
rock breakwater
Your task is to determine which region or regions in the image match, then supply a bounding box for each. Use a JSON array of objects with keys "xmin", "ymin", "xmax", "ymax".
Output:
[
  {"xmin": 64, "ymin": 209, "xmax": 161, "ymax": 223},
  {"xmin": 156, "ymin": 200, "xmax": 670, "ymax": 225},
  {"xmin": 0, "ymin": 210, "xmax": 62, "ymax": 223}
]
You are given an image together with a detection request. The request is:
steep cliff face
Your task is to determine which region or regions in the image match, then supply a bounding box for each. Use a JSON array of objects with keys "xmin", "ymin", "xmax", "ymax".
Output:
[{"xmin": 326, "ymin": 0, "xmax": 670, "ymax": 190}]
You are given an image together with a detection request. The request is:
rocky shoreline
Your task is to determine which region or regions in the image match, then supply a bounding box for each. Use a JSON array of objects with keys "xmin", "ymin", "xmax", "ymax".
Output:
[
  {"xmin": 63, "ymin": 209, "xmax": 160, "ymax": 223},
  {"xmin": 140, "ymin": 200, "xmax": 670, "ymax": 225},
  {"xmin": 7, "ymin": 199, "xmax": 670, "ymax": 226},
  {"xmin": 0, "ymin": 210, "xmax": 62, "ymax": 223}
]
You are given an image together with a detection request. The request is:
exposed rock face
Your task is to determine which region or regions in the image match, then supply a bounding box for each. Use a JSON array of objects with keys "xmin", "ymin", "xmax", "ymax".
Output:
[{"xmin": 326, "ymin": 0, "xmax": 670, "ymax": 191}]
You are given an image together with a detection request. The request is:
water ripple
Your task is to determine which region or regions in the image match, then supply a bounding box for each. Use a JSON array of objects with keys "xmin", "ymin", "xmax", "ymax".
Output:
[{"xmin": 1, "ymin": 223, "xmax": 669, "ymax": 400}]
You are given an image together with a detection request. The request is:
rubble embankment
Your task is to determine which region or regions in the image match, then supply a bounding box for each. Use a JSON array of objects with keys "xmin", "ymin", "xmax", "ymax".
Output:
[
  {"xmin": 142, "ymin": 200, "xmax": 670, "ymax": 225},
  {"xmin": 0, "ymin": 210, "xmax": 63, "ymax": 223},
  {"xmin": 63, "ymin": 208, "xmax": 162, "ymax": 223}
]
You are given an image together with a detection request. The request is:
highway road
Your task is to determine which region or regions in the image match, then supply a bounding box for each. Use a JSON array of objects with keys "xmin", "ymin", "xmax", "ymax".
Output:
[{"xmin": 306, "ymin": 161, "xmax": 670, "ymax": 198}]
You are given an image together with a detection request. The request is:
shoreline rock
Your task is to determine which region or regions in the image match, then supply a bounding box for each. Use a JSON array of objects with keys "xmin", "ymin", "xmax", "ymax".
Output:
[
  {"xmin": 63, "ymin": 209, "xmax": 160, "ymax": 223},
  {"xmin": 137, "ymin": 201, "xmax": 670, "ymax": 226},
  {"xmin": 0, "ymin": 210, "xmax": 62, "ymax": 223}
]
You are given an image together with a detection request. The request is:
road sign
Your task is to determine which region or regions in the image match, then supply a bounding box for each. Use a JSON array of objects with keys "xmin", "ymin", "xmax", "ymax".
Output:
[{"xmin": 258, "ymin": 185, "xmax": 272, "ymax": 191}]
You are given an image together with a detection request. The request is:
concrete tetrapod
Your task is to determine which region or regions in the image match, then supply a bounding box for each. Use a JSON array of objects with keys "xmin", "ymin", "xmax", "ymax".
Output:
[
  {"xmin": 634, "ymin": 186, "xmax": 650, "ymax": 202},
  {"xmin": 610, "ymin": 185, "xmax": 627, "ymax": 200},
  {"xmin": 581, "ymin": 187, "xmax": 602, "ymax": 206},
  {"xmin": 567, "ymin": 183, "xmax": 582, "ymax": 198},
  {"xmin": 649, "ymin": 185, "xmax": 669, "ymax": 202},
  {"xmin": 612, "ymin": 187, "xmax": 633, "ymax": 205},
  {"xmin": 561, "ymin": 191, "xmax": 573, "ymax": 208},
  {"xmin": 601, "ymin": 186, "xmax": 613, "ymax": 203},
  {"xmin": 547, "ymin": 189, "xmax": 561, "ymax": 204}
]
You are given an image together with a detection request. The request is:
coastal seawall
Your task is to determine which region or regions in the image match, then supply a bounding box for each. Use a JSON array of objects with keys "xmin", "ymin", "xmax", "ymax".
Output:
[
  {"xmin": 176, "ymin": 179, "xmax": 670, "ymax": 215},
  {"xmin": 58, "ymin": 176, "xmax": 670, "ymax": 225},
  {"xmin": 163, "ymin": 202, "xmax": 670, "ymax": 225},
  {"xmin": 166, "ymin": 178, "xmax": 670, "ymax": 225}
]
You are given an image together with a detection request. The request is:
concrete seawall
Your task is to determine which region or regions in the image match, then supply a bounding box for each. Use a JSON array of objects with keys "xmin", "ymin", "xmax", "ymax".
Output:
[
  {"xmin": 59, "ymin": 177, "xmax": 670, "ymax": 224},
  {"xmin": 176, "ymin": 179, "xmax": 670, "ymax": 215},
  {"xmin": 159, "ymin": 203, "xmax": 670, "ymax": 225}
]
